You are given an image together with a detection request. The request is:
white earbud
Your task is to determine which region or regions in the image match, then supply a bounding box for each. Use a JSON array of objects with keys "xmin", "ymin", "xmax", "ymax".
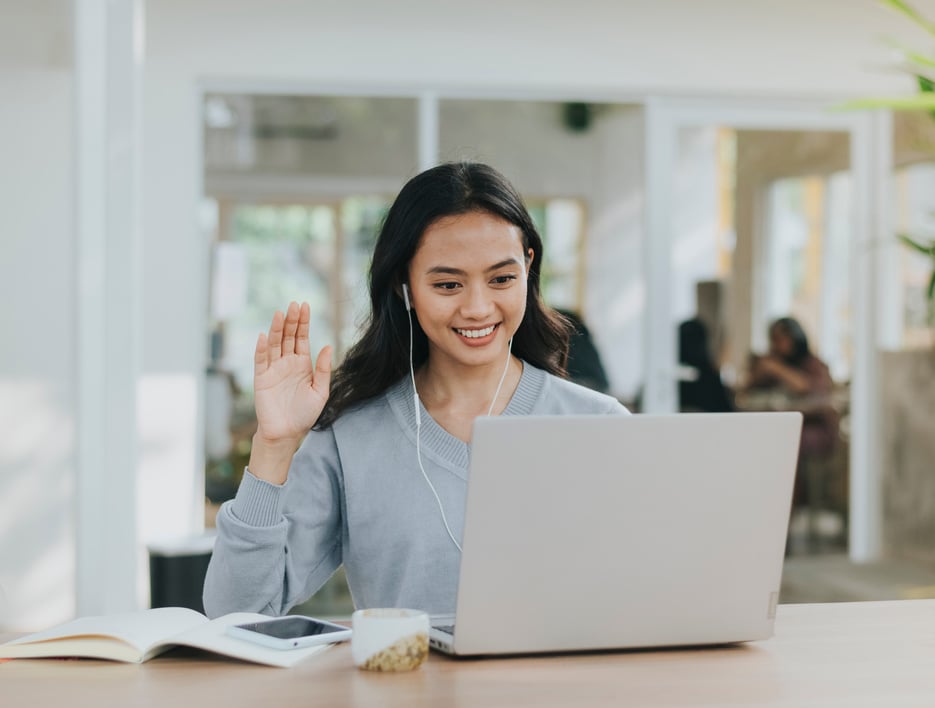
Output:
[{"xmin": 402, "ymin": 283, "xmax": 411, "ymax": 312}]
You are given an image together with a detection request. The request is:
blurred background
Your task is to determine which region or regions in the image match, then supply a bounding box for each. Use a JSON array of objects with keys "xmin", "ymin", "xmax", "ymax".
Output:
[{"xmin": 3, "ymin": 0, "xmax": 935, "ymax": 629}]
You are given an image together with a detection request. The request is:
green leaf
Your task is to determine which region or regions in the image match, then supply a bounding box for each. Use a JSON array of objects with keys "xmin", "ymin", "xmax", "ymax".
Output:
[
  {"xmin": 928, "ymin": 269, "xmax": 935, "ymax": 303},
  {"xmin": 883, "ymin": 38, "xmax": 935, "ymax": 72},
  {"xmin": 901, "ymin": 47, "xmax": 935, "ymax": 71},
  {"xmin": 915, "ymin": 77, "xmax": 935, "ymax": 119},
  {"xmin": 898, "ymin": 233, "xmax": 935, "ymax": 255},
  {"xmin": 881, "ymin": 0, "xmax": 935, "ymax": 39}
]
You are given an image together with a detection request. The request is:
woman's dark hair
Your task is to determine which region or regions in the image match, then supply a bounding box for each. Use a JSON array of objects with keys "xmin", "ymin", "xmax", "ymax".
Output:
[
  {"xmin": 769, "ymin": 316, "xmax": 811, "ymax": 365},
  {"xmin": 316, "ymin": 162, "xmax": 571, "ymax": 428}
]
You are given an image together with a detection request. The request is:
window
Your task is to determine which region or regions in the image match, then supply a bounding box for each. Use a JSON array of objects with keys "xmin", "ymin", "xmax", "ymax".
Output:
[
  {"xmin": 895, "ymin": 164, "xmax": 935, "ymax": 347},
  {"xmin": 763, "ymin": 172, "xmax": 852, "ymax": 380}
]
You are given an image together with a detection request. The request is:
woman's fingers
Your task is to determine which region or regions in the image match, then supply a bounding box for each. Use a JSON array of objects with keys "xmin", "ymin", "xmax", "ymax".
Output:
[
  {"xmin": 296, "ymin": 302, "xmax": 311, "ymax": 356},
  {"xmin": 262, "ymin": 302, "xmax": 316, "ymax": 368},
  {"xmin": 312, "ymin": 345, "xmax": 333, "ymax": 399},
  {"xmin": 282, "ymin": 301, "xmax": 299, "ymax": 355},
  {"xmin": 254, "ymin": 332, "xmax": 269, "ymax": 377},
  {"xmin": 267, "ymin": 309, "xmax": 284, "ymax": 361}
]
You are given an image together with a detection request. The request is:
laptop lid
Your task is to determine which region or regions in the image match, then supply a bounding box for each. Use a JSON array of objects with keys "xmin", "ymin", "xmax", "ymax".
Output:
[{"xmin": 449, "ymin": 412, "xmax": 802, "ymax": 655}]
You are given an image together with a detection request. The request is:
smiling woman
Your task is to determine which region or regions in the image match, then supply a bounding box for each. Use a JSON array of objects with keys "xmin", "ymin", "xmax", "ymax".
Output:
[
  {"xmin": 319, "ymin": 162, "xmax": 572, "ymax": 431},
  {"xmin": 202, "ymin": 162, "xmax": 628, "ymax": 620}
]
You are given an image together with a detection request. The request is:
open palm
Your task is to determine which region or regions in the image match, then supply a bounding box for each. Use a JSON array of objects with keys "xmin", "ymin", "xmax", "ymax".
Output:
[{"xmin": 253, "ymin": 301, "xmax": 332, "ymax": 444}]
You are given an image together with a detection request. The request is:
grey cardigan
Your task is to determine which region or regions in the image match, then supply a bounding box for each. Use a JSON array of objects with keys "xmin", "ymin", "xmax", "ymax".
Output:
[{"xmin": 203, "ymin": 362, "xmax": 627, "ymax": 618}]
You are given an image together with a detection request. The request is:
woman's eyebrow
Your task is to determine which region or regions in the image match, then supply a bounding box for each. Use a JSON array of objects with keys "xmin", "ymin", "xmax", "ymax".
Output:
[{"xmin": 425, "ymin": 258, "xmax": 521, "ymax": 276}]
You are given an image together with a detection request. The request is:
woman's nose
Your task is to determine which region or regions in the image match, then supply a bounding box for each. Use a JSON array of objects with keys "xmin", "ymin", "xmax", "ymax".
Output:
[{"xmin": 460, "ymin": 286, "xmax": 495, "ymax": 319}]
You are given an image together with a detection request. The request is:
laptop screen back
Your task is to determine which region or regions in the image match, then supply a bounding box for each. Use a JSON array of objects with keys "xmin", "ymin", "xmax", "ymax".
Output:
[{"xmin": 451, "ymin": 412, "xmax": 801, "ymax": 655}]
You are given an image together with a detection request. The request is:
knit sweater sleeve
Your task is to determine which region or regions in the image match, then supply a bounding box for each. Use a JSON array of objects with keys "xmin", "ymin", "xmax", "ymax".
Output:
[{"xmin": 202, "ymin": 427, "xmax": 344, "ymax": 618}]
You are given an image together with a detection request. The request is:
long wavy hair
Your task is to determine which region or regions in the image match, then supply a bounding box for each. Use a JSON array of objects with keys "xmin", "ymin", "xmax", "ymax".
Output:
[{"xmin": 316, "ymin": 162, "xmax": 570, "ymax": 428}]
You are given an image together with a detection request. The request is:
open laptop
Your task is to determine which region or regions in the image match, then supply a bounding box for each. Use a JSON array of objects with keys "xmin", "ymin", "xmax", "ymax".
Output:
[{"xmin": 429, "ymin": 412, "xmax": 802, "ymax": 656}]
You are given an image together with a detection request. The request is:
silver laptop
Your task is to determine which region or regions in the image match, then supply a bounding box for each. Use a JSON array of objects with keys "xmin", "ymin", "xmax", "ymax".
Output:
[{"xmin": 429, "ymin": 412, "xmax": 802, "ymax": 656}]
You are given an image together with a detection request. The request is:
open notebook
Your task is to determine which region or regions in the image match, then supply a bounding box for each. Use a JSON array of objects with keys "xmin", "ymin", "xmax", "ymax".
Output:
[{"xmin": 0, "ymin": 608, "xmax": 332, "ymax": 667}]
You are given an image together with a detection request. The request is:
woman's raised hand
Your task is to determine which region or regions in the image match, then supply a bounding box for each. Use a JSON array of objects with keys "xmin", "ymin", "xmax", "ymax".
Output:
[{"xmin": 249, "ymin": 302, "xmax": 331, "ymax": 484}]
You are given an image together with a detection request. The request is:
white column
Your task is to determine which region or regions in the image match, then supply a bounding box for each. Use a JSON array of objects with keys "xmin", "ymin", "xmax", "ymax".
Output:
[
  {"xmin": 848, "ymin": 110, "xmax": 894, "ymax": 562},
  {"xmin": 74, "ymin": 0, "xmax": 144, "ymax": 614},
  {"xmin": 642, "ymin": 99, "xmax": 678, "ymax": 413},
  {"xmin": 418, "ymin": 91, "xmax": 439, "ymax": 171}
]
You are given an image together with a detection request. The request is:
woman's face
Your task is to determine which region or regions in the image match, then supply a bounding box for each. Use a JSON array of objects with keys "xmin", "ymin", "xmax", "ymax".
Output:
[{"xmin": 407, "ymin": 210, "xmax": 532, "ymax": 372}]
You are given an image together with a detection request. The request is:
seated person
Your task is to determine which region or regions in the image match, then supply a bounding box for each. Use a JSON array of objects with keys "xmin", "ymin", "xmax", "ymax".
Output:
[
  {"xmin": 202, "ymin": 162, "xmax": 628, "ymax": 619},
  {"xmin": 677, "ymin": 318, "xmax": 733, "ymax": 413},
  {"xmin": 555, "ymin": 308, "xmax": 611, "ymax": 394},
  {"xmin": 746, "ymin": 317, "xmax": 839, "ymax": 504}
]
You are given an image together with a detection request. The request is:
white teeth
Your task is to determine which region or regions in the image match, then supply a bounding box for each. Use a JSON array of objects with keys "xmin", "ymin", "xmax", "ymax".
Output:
[{"xmin": 457, "ymin": 325, "xmax": 496, "ymax": 339}]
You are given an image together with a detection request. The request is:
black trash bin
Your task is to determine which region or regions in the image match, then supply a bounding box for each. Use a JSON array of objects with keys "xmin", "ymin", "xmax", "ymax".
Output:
[{"xmin": 148, "ymin": 534, "xmax": 216, "ymax": 614}]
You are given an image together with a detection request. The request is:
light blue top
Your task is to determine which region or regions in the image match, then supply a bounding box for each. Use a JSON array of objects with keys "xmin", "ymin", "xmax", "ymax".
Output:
[{"xmin": 203, "ymin": 362, "xmax": 628, "ymax": 618}]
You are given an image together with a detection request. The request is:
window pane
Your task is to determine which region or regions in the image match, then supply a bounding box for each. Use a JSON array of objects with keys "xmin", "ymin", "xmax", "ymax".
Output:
[
  {"xmin": 895, "ymin": 163, "xmax": 935, "ymax": 346},
  {"xmin": 221, "ymin": 204, "xmax": 336, "ymax": 395}
]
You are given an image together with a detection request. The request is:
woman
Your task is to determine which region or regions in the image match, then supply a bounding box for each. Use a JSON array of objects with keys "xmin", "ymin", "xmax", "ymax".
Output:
[
  {"xmin": 203, "ymin": 163, "xmax": 627, "ymax": 618},
  {"xmin": 747, "ymin": 317, "xmax": 839, "ymax": 503}
]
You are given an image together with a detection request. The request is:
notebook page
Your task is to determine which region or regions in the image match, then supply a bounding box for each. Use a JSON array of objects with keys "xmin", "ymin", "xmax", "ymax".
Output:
[{"xmin": 5, "ymin": 607, "xmax": 207, "ymax": 655}]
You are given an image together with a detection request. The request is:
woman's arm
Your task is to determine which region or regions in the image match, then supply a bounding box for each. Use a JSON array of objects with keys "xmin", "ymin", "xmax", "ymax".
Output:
[
  {"xmin": 202, "ymin": 302, "xmax": 340, "ymax": 618},
  {"xmin": 751, "ymin": 355, "xmax": 812, "ymax": 395},
  {"xmin": 202, "ymin": 430, "xmax": 344, "ymax": 618}
]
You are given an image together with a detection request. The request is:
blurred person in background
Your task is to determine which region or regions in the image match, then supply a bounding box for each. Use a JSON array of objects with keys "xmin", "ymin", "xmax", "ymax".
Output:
[
  {"xmin": 677, "ymin": 318, "xmax": 733, "ymax": 413},
  {"xmin": 745, "ymin": 316, "xmax": 839, "ymax": 505},
  {"xmin": 556, "ymin": 309, "xmax": 610, "ymax": 394}
]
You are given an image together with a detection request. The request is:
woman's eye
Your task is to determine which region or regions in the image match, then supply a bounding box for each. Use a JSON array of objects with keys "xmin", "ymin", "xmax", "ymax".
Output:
[
  {"xmin": 491, "ymin": 274, "xmax": 517, "ymax": 285},
  {"xmin": 433, "ymin": 282, "xmax": 460, "ymax": 291}
]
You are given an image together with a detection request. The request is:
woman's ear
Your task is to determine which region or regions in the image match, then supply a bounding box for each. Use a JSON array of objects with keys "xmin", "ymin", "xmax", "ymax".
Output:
[{"xmin": 526, "ymin": 248, "xmax": 535, "ymax": 277}]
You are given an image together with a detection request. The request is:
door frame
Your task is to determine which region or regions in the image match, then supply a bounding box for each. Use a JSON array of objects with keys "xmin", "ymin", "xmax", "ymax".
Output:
[{"xmin": 643, "ymin": 96, "xmax": 896, "ymax": 562}]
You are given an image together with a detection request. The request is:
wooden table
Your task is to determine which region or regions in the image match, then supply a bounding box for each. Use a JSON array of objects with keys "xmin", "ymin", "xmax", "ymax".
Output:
[{"xmin": 5, "ymin": 600, "xmax": 935, "ymax": 707}]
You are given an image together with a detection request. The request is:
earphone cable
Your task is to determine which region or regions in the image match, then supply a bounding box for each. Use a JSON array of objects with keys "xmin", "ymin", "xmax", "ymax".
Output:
[
  {"xmin": 405, "ymin": 287, "xmax": 513, "ymax": 555},
  {"xmin": 487, "ymin": 336, "xmax": 513, "ymax": 417},
  {"xmin": 407, "ymin": 299, "xmax": 463, "ymax": 553}
]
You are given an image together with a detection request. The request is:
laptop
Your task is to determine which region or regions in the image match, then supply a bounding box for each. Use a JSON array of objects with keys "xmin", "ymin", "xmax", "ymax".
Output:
[{"xmin": 429, "ymin": 412, "xmax": 802, "ymax": 656}]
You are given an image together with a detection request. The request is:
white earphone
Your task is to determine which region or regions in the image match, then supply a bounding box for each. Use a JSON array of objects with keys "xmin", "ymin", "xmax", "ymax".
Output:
[{"xmin": 401, "ymin": 283, "xmax": 512, "ymax": 553}]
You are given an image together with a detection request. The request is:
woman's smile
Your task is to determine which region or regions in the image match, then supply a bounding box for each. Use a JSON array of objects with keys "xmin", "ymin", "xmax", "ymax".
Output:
[{"xmin": 454, "ymin": 323, "xmax": 500, "ymax": 345}]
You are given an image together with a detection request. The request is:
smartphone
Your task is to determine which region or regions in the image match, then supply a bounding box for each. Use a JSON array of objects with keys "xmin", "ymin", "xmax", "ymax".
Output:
[{"xmin": 225, "ymin": 615, "xmax": 352, "ymax": 650}]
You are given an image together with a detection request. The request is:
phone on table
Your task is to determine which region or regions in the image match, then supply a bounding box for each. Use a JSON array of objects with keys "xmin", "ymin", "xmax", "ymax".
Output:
[{"xmin": 226, "ymin": 615, "xmax": 352, "ymax": 650}]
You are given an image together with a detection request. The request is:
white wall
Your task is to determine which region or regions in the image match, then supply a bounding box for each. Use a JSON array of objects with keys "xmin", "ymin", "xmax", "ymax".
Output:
[
  {"xmin": 147, "ymin": 0, "xmax": 922, "ymax": 96},
  {"xmin": 586, "ymin": 108, "xmax": 647, "ymax": 400},
  {"xmin": 0, "ymin": 62, "xmax": 75, "ymax": 634},
  {"xmin": 0, "ymin": 0, "xmax": 74, "ymax": 633}
]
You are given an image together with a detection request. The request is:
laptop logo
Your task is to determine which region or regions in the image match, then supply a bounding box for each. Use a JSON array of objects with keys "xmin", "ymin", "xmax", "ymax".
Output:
[{"xmin": 767, "ymin": 591, "xmax": 779, "ymax": 619}]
